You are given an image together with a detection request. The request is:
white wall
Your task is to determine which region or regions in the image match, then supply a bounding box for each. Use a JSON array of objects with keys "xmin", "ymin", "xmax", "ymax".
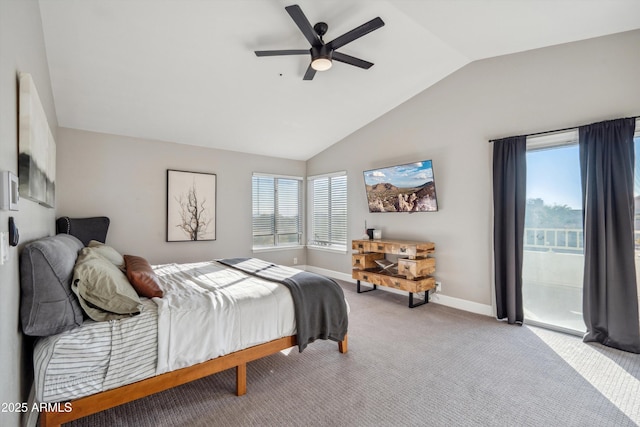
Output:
[
  {"xmin": 56, "ymin": 128, "xmax": 306, "ymax": 266},
  {"xmin": 0, "ymin": 1, "xmax": 58, "ymax": 426},
  {"xmin": 307, "ymin": 30, "xmax": 640, "ymax": 307}
]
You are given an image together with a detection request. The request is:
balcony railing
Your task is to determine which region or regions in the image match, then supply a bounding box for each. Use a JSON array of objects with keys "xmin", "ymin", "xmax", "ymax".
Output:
[
  {"xmin": 524, "ymin": 228, "xmax": 583, "ymax": 253},
  {"xmin": 525, "ymin": 228, "xmax": 640, "ymax": 253}
]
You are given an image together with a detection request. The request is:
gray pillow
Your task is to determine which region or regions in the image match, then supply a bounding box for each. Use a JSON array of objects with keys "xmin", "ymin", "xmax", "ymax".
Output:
[
  {"xmin": 20, "ymin": 234, "xmax": 85, "ymax": 336},
  {"xmin": 71, "ymin": 248, "xmax": 142, "ymax": 321}
]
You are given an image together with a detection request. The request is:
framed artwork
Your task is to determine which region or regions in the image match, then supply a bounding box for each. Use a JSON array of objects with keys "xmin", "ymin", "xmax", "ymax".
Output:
[
  {"xmin": 18, "ymin": 72, "xmax": 56, "ymax": 208},
  {"xmin": 166, "ymin": 170, "xmax": 216, "ymax": 242}
]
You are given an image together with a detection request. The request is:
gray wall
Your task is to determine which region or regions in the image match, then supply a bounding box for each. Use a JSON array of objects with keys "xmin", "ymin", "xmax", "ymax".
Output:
[
  {"xmin": 0, "ymin": 1, "xmax": 58, "ymax": 426},
  {"xmin": 307, "ymin": 29, "xmax": 640, "ymax": 307},
  {"xmin": 56, "ymin": 128, "xmax": 306, "ymax": 266}
]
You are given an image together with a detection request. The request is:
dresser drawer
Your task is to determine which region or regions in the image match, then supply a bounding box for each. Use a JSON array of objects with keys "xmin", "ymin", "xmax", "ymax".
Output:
[
  {"xmin": 352, "ymin": 240, "xmax": 371, "ymax": 252},
  {"xmin": 385, "ymin": 243, "xmax": 435, "ymax": 258},
  {"xmin": 398, "ymin": 257, "xmax": 436, "ymax": 279},
  {"xmin": 352, "ymin": 252, "xmax": 385, "ymax": 269},
  {"xmin": 385, "ymin": 242, "xmax": 417, "ymax": 257},
  {"xmin": 379, "ymin": 275, "xmax": 436, "ymax": 293},
  {"xmin": 352, "ymin": 269, "xmax": 382, "ymax": 285},
  {"xmin": 368, "ymin": 241, "xmax": 388, "ymax": 253}
]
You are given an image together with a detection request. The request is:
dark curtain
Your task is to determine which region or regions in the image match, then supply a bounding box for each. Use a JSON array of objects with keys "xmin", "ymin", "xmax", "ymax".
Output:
[
  {"xmin": 493, "ymin": 136, "xmax": 527, "ymax": 324},
  {"xmin": 580, "ymin": 118, "xmax": 640, "ymax": 353}
]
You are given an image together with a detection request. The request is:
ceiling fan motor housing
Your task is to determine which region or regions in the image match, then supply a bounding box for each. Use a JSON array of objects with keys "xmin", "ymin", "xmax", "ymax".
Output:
[
  {"xmin": 311, "ymin": 45, "xmax": 332, "ymax": 61},
  {"xmin": 311, "ymin": 45, "xmax": 333, "ymax": 71}
]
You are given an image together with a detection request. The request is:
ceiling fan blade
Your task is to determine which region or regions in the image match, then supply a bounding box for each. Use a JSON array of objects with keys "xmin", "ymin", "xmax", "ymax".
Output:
[
  {"xmin": 303, "ymin": 64, "xmax": 316, "ymax": 80},
  {"xmin": 332, "ymin": 52, "xmax": 374, "ymax": 69},
  {"xmin": 255, "ymin": 49, "xmax": 309, "ymax": 57},
  {"xmin": 327, "ymin": 17, "xmax": 385, "ymax": 50},
  {"xmin": 285, "ymin": 4, "xmax": 322, "ymax": 47}
]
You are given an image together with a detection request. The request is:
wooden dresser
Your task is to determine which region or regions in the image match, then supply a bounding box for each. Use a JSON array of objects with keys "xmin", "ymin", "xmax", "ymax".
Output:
[{"xmin": 352, "ymin": 238, "xmax": 436, "ymax": 308}]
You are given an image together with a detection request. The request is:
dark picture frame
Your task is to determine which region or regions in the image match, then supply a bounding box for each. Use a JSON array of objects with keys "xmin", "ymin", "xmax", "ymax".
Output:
[{"xmin": 166, "ymin": 169, "xmax": 216, "ymax": 242}]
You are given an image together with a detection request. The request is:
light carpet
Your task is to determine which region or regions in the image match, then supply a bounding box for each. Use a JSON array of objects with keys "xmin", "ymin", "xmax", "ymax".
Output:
[{"xmin": 67, "ymin": 280, "xmax": 640, "ymax": 427}]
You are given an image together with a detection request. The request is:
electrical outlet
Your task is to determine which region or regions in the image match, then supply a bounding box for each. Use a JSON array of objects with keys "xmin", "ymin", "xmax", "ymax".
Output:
[
  {"xmin": 435, "ymin": 281, "xmax": 442, "ymax": 293},
  {"xmin": 293, "ymin": 257, "xmax": 298, "ymax": 265}
]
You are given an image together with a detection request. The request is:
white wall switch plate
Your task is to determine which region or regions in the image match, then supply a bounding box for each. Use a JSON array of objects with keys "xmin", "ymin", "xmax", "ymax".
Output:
[
  {"xmin": 0, "ymin": 171, "xmax": 19, "ymax": 211},
  {"xmin": 0, "ymin": 231, "xmax": 8, "ymax": 265}
]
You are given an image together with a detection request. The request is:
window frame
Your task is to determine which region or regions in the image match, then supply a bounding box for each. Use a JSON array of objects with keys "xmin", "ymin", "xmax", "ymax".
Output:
[
  {"xmin": 307, "ymin": 171, "xmax": 348, "ymax": 253},
  {"xmin": 251, "ymin": 172, "xmax": 304, "ymax": 252}
]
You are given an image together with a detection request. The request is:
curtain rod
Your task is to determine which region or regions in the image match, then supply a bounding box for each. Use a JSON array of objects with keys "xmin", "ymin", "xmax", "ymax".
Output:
[{"xmin": 488, "ymin": 115, "xmax": 640, "ymax": 143}]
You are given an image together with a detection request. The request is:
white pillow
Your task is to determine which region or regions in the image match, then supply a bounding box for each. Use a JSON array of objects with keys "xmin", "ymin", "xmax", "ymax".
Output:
[{"xmin": 88, "ymin": 240, "xmax": 125, "ymax": 269}]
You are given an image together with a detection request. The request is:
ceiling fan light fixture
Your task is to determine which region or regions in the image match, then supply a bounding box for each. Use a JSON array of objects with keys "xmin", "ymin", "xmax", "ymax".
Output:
[
  {"xmin": 311, "ymin": 57, "xmax": 332, "ymax": 71},
  {"xmin": 254, "ymin": 5, "xmax": 384, "ymax": 80},
  {"xmin": 310, "ymin": 44, "xmax": 333, "ymax": 71}
]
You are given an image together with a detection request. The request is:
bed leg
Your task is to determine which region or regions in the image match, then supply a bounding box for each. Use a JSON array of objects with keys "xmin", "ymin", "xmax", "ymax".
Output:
[
  {"xmin": 339, "ymin": 334, "xmax": 348, "ymax": 353},
  {"xmin": 236, "ymin": 363, "xmax": 247, "ymax": 396}
]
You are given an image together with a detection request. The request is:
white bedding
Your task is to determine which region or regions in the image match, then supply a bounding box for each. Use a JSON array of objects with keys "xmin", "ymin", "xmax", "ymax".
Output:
[
  {"xmin": 34, "ymin": 260, "xmax": 297, "ymax": 402},
  {"xmin": 154, "ymin": 261, "xmax": 296, "ymax": 373}
]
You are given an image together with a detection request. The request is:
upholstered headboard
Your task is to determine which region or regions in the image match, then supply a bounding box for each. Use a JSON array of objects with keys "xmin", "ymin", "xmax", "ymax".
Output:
[{"xmin": 56, "ymin": 216, "xmax": 110, "ymax": 246}]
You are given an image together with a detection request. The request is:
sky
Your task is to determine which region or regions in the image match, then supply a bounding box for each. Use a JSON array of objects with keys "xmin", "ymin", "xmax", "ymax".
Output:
[
  {"xmin": 526, "ymin": 137, "xmax": 640, "ymax": 210},
  {"xmin": 526, "ymin": 144, "xmax": 582, "ymax": 209},
  {"xmin": 363, "ymin": 160, "xmax": 434, "ymax": 188}
]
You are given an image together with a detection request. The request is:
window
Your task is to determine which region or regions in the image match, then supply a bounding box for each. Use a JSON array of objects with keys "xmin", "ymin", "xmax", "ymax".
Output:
[
  {"xmin": 523, "ymin": 129, "xmax": 585, "ymax": 333},
  {"xmin": 308, "ymin": 172, "xmax": 347, "ymax": 252},
  {"xmin": 252, "ymin": 173, "xmax": 302, "ymax": 250}
]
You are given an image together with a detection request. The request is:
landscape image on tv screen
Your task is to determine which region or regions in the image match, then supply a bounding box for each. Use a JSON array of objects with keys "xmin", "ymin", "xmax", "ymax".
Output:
[{"xmin": 363, "ymin": 160, "xmax": 438, "ymax": 213}]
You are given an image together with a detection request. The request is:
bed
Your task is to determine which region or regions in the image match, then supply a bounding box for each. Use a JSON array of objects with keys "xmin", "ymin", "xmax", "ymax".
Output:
[{"xmin": 20, "ymin": 232, "xmax": 348, "ymax": 427}]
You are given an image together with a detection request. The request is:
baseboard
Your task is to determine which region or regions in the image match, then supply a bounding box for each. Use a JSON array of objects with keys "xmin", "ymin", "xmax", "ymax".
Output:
[
  {"xmin": 304, "ymin": 265, "xmax": 494, "ymax": 317},
  {"xmin": 428, "ymin": 293, "xmax": 494, "ymax": 316}
]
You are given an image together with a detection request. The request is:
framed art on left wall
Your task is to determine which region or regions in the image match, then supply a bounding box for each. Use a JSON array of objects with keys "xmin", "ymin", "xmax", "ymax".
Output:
[
  {"xmin": 166, "ymin": 170, "xmax": 216, "ymax": 242},
  {"xmin": 18, "ymin": 72, "xmax": 56, "ymax": 208}
]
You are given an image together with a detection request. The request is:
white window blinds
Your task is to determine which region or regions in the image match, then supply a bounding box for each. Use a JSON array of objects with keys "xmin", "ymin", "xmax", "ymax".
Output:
[
  {"xmin": 309, "ymin": 172, "xmax": 347, "ymax": 250},
  {"xmin": 252, "ymin": 174, "xmax": 302, "ymax": 249}
]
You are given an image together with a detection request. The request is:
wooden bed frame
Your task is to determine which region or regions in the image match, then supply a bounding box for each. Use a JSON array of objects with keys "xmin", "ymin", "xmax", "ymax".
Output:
[{"xmin": 41, "ymin": 334, "xmax": 348, "ymax": 427}]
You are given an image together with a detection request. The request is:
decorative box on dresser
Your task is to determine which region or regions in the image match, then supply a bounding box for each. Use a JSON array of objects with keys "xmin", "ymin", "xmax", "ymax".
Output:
[{"xmin": 352, "ymin": 238, "xmax": 436, "ymax": 308}]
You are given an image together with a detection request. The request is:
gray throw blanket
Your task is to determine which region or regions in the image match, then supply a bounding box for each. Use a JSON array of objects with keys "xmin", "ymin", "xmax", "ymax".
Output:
[{"xmin": 217, "ymin": 258, "xmax": 348, "ymax": 352}]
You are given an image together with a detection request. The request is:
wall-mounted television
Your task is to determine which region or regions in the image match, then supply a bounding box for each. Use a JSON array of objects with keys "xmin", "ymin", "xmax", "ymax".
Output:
[{"xmin": 363, "ymin": 160, "xmax": 438, "ymax": 213}]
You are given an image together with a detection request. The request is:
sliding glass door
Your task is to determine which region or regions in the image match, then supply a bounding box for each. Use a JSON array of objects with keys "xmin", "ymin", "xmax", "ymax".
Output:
[{"xmin": 523, "ymin": 131, "xmax": 585, "ymax": 333}]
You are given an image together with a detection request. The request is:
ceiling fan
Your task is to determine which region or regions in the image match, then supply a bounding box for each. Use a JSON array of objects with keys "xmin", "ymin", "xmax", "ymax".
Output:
[{"xmin": 254, "ymin": 4, "xmax": 385, "ymax": 80}]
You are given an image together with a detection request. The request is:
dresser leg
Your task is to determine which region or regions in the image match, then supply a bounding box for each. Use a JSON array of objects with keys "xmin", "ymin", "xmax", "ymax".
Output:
[
  {"xmin": 356, "ymin": 279, "xmax": 377, "ymax": 293},
  {"xmin": 408, "ymin": 291, "xmax": 429, "ymax": 308}
]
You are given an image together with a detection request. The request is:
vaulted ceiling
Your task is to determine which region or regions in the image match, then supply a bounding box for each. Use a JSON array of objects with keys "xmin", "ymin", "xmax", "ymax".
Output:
[{"xmin": 38, "ymin": 0, "xmax": 640, "ymax": 160}]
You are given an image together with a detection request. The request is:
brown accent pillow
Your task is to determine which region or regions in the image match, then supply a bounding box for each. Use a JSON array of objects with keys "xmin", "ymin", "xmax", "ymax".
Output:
[{"xmin": 124, "ymin": 255, "xmax": 164, "ymax": 298}]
